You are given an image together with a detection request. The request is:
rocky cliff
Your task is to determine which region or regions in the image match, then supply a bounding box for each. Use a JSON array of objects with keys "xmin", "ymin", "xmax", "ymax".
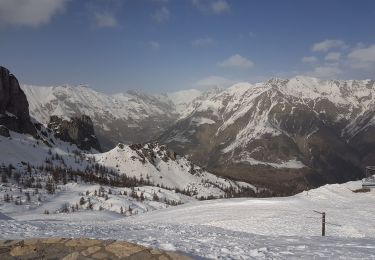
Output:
[
  {"xmin": 48, "ymin": 115, "xmax": 102, "ymax": 152},
  {"xmin": 0, "ymin": 67, "xmax": 36, "ymax": 136}
]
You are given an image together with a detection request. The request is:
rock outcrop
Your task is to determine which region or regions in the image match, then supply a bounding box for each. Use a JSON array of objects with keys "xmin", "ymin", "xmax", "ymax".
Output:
[
  {"xmin": 0, "ymin": 67, "xmax": 36, "ymax": 136},
  {"xmin": 48, "ymin": 115, "xmax": 102, "ymax": 152},
  {"xmin": 0, "ymin": 238, "xmax": 191, "ymax": 259}
]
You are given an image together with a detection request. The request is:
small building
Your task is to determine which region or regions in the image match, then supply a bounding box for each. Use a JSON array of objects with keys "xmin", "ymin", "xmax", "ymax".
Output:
[{"xmin": 362, "ymin": 166, "xmax": 375, "ymax": 188}]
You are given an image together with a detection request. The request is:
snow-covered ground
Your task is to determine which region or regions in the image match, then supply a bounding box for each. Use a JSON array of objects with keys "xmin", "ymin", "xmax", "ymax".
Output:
[
  {"xmin": 0, "ymin": 182, "xmax": 193, "ymax": 222},
  {"xmin": 1, "ymin": 180, "xmax": 375, "ymax": 259}
]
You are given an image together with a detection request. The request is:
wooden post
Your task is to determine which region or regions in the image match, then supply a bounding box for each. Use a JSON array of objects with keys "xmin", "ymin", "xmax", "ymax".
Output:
[
  {"xmin": 322, "ymin": 212, "xmax": 326, "ymax": 236},
  {"xmin": 313, "ymin": 210, "xmax": 326, "ymax": 236}
]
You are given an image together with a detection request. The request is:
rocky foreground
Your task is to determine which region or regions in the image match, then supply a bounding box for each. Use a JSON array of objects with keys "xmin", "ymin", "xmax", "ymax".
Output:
[{"xmin": 0, "ymin": 238, "xmax": 191, "ymax": 260}]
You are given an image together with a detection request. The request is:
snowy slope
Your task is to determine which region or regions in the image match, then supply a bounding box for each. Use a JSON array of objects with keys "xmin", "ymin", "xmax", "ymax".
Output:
[
  {"xmin": 0, "ymin": 182, "xmax": 194, "ymax": 222},
  {"xmin": 129, "ymin": 180, "xmax": 375, "ymax": 238},
  {"xmin": 93, "ymin": 143, "xmax": 254, "ymax": 198},
  {"xmin": 0, "ymin": 128, "xmax": 253, "ymax": 199},
  {"xmin": 1, "ymin": 180, "xmax": 375, "ymax": 259},
  {"xmin": 0, "ymin": 129, "xmax": 92, "ymax": 171}
]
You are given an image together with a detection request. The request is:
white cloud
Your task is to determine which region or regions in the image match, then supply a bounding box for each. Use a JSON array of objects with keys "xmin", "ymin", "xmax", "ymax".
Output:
[
  {"xmin": 302, "ymin": 56, "xmax": 318, "ymax": 64},
  {"xmin": 0, "ymin": 0, "xmax": 68, "ymax": 28},
  {"xmin": 324, "ymin": 52, "xmax": 341, "ymax": 61},
  {"xmin": 192, "ymin": 0, "xmax": 230, "ymax": 14},
  {"xmin": 148, "ymin": 41, "xmax": 160, "ymax": 51},
  {"xmin": 312, "ymin": 39, "xmax": 347, "ymax": 52},
  {"xmin": 348, "ymin": 44, "xmax": 375, "ymax": 69},
  {"xmin": 152, "ymin": 7, "xmax": 170, "ymax": 23},
  {"xmin": 191, "ymin": 37, "xmax": 214, "ymax": 47},
  {"xmin": 218, "ymin": 54, "xmax": 254, "ymax": 69},
  {"xmin": 94, "ymin": 12, "xmax": 118, "ymax": 28},
  {"xmin": 194, "ymin": 75, "xmax": 234, "ymax": 89},
  {"xmin": 211, "ymin": 0, "xmax": 230, "ymax": 14},
  {"xmin": 312, "ymin": 66, "xmax": 342, "ymax": 79}
]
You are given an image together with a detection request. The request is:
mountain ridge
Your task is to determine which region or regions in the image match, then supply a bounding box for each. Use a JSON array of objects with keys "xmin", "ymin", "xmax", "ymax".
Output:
[
  {"xmin": 159, "ymin": 76, "xmax": 375, "ymax": 194},
  {"xmin": 20, "ymin": 75, "xmax": 375, "ymax": 194}
]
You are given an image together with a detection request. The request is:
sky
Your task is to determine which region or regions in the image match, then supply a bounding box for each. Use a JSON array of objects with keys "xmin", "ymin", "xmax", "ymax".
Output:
[{"xmin": 0, "ymin": 0, "xmax": 375, "ymax": 93}]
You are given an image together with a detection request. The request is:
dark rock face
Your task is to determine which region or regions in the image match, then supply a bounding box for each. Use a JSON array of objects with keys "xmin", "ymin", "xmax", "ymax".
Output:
[
  {"xmin": 0, "ymin": 67, "xmax": 36, "ymax": 136},
  {"xmin": 48, "ymin": 115, "xmax": 102, "ymax": 152},
  {"xmin": 0, "ymin": 125, "xmax": 10, "ymax": 137},
  {"xmin": 129, "ymin": 142, "xmax": 178, "ymax": 164}
]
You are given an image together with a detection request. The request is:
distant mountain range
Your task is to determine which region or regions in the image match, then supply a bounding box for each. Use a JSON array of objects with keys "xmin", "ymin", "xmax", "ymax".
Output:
[
  {"xmin": 17, "ymin": 73, "xmax": 375, "ymax": 195},
  {"xmin": 22, "ymin": 84, "xmax": 202, "ymax": 150}
]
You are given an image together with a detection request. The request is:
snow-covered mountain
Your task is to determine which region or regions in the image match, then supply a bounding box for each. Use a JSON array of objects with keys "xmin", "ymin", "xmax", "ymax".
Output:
[
  {"xmin": 22, "ymin": 85, "xmax": 202, "ymax": 150},
  {"xmin": 19, "ymin": 75, "xmax": 375, "ymax": 195},
  {"xmin": 160, "ymin": 76, "xmax": 375, "ymax": 194}
]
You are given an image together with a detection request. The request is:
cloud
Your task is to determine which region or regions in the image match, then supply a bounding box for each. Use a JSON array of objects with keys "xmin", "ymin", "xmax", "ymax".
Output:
[
  {"xmin": 312, "ymin": 39, "xmax": 347, "ymax": 52},
  {"xmin": 94, "ymin": 12, "xmax": 118, "ymax": 28},
  {"xmin": 302, "ymin": 56, "xmax": 318, "ymax": 64},
  {"xmin": 211, "ymin": 0, "xmax": 230, "ymax": 14},
  {"xmin": 218, "ymin": 54, "xmax": 254, "ymax": 69},
  {"xmin": 324, "ymin": 52, "xmax": 341, "ymax": 61},
  {"xmin": 148, "ymin": 41, "xmax": 160, "ymax": 51},
  {"xmin": 0, "ymin": 0, "xmax": 68, "ymax": 28},
  {"xmin": 192, "ymin": 0, "xmax": 230, "ymax": 14},
  {"xmin": 348, "ymin": 44, "xmax": 375, "ymax": 69},
  {"xmin": 193, "ymin": 75, "xmax": 234, "ymax": 89},
  {"xmin": 191, "ymin": 37, "xmax": 214, "ymax": 47},
  {"xmin": 311, "ymin": 66, "xmax": 342, "ymax": 79},
  {"xmin": 152, "ymin": 6, "xmax": 170, "ymax": 23}
]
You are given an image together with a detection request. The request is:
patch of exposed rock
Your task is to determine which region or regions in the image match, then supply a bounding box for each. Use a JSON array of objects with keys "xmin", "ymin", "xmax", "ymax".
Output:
[
  {"xmin": 0, "ymin": 238, "xmax": 191, "ymax": 260},
  {"xmin": 0, "ymin": 67, "xmax": 36, "ymax": 136},
  {"xmin": 48, "ymin": 115, "xmax": 102, "ymax": 152},
  {"xmin": 0, "ymin": 125, "xmax": 10, "ymax": 137}
]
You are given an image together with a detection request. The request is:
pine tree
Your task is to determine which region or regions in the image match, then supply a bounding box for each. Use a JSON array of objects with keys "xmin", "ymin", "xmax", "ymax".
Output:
[
  {"xmin": 152, "ymin": 193, "xmax": 159, "ymax": 202},
  {"xmin": 87, "ymin": 199, "xmax": 93, "ymax": 210},
  {"xmin": 4, "ymin": 194, "xmax": 10, "ymax": 203},
  {"xmin": 46, "ymin": 178, "xmax": 56, "ymax": 194}
]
